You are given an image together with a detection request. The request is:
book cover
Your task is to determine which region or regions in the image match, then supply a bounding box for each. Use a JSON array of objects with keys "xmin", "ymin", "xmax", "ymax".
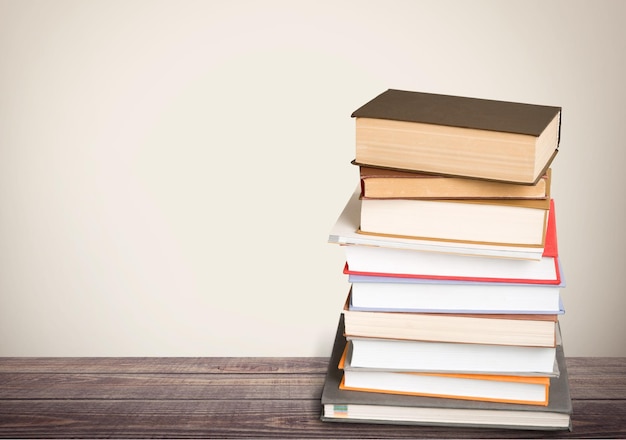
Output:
[
  {"xmin": 342, "ymin": 255, "xmax": 562, "ymax": 285},
  {"xmin": 347, "ymin": 257, "xmax": 566, "ymax": 288},
  {"xmin": 351, "ymin": 89, "xmax": 561, "ymax": 137},
  {"xmin": 339, "ymin": 367, "xmax": 551, "ymax": 406}
]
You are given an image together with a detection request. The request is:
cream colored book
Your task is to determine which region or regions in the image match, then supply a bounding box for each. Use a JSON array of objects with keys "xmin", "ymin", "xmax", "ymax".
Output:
[{"xmin": 359, "ymin": 196, "xmax": 550, "ymax": 247}]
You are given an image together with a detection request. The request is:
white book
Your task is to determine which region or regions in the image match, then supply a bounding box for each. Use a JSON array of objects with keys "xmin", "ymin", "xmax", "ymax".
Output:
[
  {"xmin": 343, "ymin": 243, "xmax": 561, "ymax": 285},
  {"xmin": 340, "ymin": 368, "xmax": 550, "ymax": 406},
  {"xmin": 329, "ymin": 187, "xmax": 546, "ymax": 260},
  {"xmin": 350, "ymin": 281, "xmax": 563, "ymax": 314},
  {"xmin": 346, "ymin": 337, "xmax": 559, "ymax": 376}
]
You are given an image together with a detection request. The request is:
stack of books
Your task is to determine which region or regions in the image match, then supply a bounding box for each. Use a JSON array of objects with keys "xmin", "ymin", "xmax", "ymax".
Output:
[{"xmin": 321, "ymin": 89, "xmax": 573, "ymax": 431}]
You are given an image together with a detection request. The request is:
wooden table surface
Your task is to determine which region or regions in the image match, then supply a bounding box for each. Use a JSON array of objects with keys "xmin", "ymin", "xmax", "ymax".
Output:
[{"xmin": 1, "ymin": 357, "xmax": 625, "ymax": 438}]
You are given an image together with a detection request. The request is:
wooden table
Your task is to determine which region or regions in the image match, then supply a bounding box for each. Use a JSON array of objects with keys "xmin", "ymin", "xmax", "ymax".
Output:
[{"xmin": 1, "ymin": 357, "xmax": 625, "ymax": 438}]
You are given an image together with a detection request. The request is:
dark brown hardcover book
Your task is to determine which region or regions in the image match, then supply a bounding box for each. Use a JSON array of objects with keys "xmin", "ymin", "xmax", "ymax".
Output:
[{"xmin": 351, "ymin": 89, "xmax": 561, "ymax": 184}]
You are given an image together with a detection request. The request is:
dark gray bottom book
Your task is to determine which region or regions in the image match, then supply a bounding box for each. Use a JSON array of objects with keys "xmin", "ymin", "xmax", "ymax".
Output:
[{"xmin": 320, "ymin": 316, "xmax": 573, "ymax": 431}]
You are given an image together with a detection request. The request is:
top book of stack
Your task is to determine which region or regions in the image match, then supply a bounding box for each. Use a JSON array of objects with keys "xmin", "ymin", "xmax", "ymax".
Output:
[{"xmin": 351, "ymin": 89, "xmax": 561, "ymax": 185}]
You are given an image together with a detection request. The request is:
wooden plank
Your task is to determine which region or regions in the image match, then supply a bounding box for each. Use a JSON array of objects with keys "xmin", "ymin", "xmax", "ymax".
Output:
[
  {"xmin": 1, "ymin": 357, "xmax": 623, "ymax": 377},
  {"xmin": 0, "ymin": 357, "xmax": 330, "ymax": 374},
  {"xmin": 3, "ymin": 358, "xmax": 625, "ymax": 400},
  {"xmin": 0, "ymin": 373, "xmax": 325, "ymax": 400},
  {"xmin": 565, "ymin": 358, "xmax": 626, "ymax": 400},
  {"xmin": 566, "ymin": 357, "xmax": 626, "ymax": 371},
  {"xmin": 0, "ymin": 399, "xmax": 624, "ymax": 438}
]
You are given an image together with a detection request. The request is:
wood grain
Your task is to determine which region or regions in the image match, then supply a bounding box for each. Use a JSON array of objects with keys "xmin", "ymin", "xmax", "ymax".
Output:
[
  {"xmin": 0, "ymin": 357, "xmax": 330, "ymax": 374},
  {"xmin": 0, "ymin": 357, "xmax": 625, "ymax": 438}
]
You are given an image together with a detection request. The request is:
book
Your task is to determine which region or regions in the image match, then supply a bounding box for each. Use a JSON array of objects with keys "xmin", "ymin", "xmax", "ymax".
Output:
[
  {"xmin": 351, "ymin": 89, "xmax": 561, "ymax": 184},
  {"xmin": 340, "ymin": 365, "xmax": 551, "ymax": 406},
  {"xmin": 359, "ymin": 196, "xmax": 550, "ymax": 247},
  {"xmin": 349, "ymin": 279, "xmax": 564, "ymax": 314},
  {"xmin": 343, "ymin": 195, "xmax": 560, "ymax": 284},
  {"xmin": 321, "ymin": 317, "xmax": 573, "ymax": 430},
  {"xmin": 348, "ymin": 267, "xmax": 566, "ymax": 286},
  {"xmin": 359, "ymin": 166, "xmax": 551, "ymax": 199},
  {"xmin": 342, "ymin": 300, "xmax": 559, "ymax": 347},
  {"xmin": 342, "ymin": 247, "xmax": 561, "ymax": 285},
  {"xmin": 329, "ymin": 188, "xmax": 548, "ymax": 260},
  {"xmin": 345, "ymin": 336, "xmax": 559, "ymax": 376}
]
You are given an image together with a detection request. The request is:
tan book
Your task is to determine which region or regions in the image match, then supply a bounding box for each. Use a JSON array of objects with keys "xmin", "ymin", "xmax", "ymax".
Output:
[
  {"xmin": 328, "ymin": 187, "xmax": 550, "ymax": 260},
  {"xmin": 360, "ymin": 166, "xmax": 551, "ymax": 199},
  {"xmin": 359, "ymin": 197, "xmax": 551, "ymax": 247},
  {"xmin": 351, "ymin": 89, "xmax": 561, "ymax": 184},
  {"xmin": 342, "ymin": 304, "xmax": 559, "ymax": 348}
]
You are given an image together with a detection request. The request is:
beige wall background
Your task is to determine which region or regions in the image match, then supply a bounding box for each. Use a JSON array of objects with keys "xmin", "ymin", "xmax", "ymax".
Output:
[{"xmin": 1, "ymin": 0, "xmax": 625, "ymax": 356}]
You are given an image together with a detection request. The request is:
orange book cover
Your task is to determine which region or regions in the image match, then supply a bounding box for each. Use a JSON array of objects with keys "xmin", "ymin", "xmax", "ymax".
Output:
[{"xmin": 338, "ymin": 375, "xmax": 549, "ymax": 406}]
